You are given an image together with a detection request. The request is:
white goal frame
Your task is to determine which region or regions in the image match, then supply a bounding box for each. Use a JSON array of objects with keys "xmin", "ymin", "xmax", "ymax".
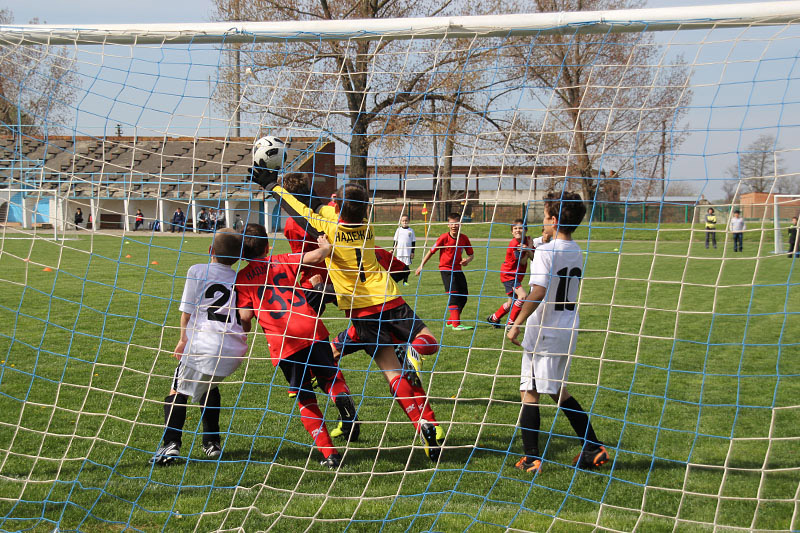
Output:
[{"xmin": 1, "ymin": 1, "xmax": 799, "ymax": 45}]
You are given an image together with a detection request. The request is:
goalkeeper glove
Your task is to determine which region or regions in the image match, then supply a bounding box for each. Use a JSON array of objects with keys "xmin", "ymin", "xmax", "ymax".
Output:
[{"xmin": 249, "ymin": 161, "xmax": 278, "ymax": 190}]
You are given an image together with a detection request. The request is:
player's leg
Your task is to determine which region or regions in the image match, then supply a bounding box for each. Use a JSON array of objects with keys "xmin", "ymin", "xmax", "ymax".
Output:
[
  {"xmin": 507, "ymin": 283, "xmax": 527, "ymax": 326},
  {"xmin": 441, "ymin": 270, "xmax": 460, "ymax": 327},
  {"xmin": 396, "ymin": 311, "xmax": 441, "ymax": 440},
  {"xmin": 198, "ymin": 384, "xmax": 222, "ymax": 458},
  {"xmin": 705, "ymin": 231, "xmax": 710, "ymax": 249},
  {"xmin": 150, "ymin": 365, "xmax": 188, "ymax": 465},
  {"xmin": 489, "ymin": 281, "xmax": 514, "ymax": 327},
  {"xmin": 375, "ymin": 347, "xmax": 440, "ymax": 461},
  {"xmin": 541, "ymin": 353, "xmax": 607, "ymax": 470},
  {"xmin": 309, "ymin": 340, "xmax": 360, "ymax": 442},
  {"xmin": 516, "ymin": 351, "xmax": 542, "ymax": 473},
  {"xmin": 449, "ymin": 272, "xmax": 472, "ymax": 330},
  {"xmin": 549, "ymin": 387, "xmax": 608, "ymax": 469},
  {"xmin": 280, "ymin": 353, "xmax": 341, "ymax": 468}
]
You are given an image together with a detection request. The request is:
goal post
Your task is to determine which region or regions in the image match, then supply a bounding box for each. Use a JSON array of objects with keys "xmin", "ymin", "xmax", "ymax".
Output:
[{"xmin": 1, "ymin": 4, "xmax": 800, "ymax": 532}]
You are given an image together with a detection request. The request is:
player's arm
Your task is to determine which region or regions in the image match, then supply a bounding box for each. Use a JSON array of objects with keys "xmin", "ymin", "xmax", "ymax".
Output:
[
  {"xmin": 415, "ymin": 248, "xmax": 436, "ymax": 276},
  {"xmin": 506, "ymin": 284, "xmax": 547, "ymax": 346},
  {"xmin": 461, "ymin": 237, "xmax": 475, "ymax": 267},
  {"xmin": 173, "ymin": 312, "xmax": 191, "ymax": 360},
  {"xmin": 271, "ymin": 185, "xmax": 334, "ymax": 238},
  {"xmin": 238, "ymin": 307, "xmax": 255, "ymax": 330},
  {"xmin": 302, "ymin": 235, "xmax": 333, "ymax": 265}
]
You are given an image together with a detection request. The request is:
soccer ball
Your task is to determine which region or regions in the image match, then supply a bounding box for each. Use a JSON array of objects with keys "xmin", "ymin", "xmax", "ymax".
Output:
[{"xmin": 252, "ymin": 136, "xmax": 287, "ymax": 169}]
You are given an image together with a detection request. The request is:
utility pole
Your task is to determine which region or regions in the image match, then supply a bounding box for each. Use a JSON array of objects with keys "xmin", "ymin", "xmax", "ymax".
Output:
[
  {"xmin": 660, "ymin": 119, "xmax": 666, "ymax": 196},
  {"xmin": 231, "ymin": 0, "xmax": 241, "ymax": 139}
]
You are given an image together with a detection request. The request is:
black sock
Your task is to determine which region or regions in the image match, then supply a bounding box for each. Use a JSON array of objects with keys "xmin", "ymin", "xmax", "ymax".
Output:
[
  {"xmin": 519, "ymin": 403, "xmax": 540, "ymax": 459},
  {"xmin": 559, "ymin": 396, "xmax": 600, "ymax": 449},
  {"xmin": 200, "ymin": 387, "xmax": 221, "ymax": 445},
  {"xmin": 163, "ymin": 393, "xmax": 187, "ymax": 445}
]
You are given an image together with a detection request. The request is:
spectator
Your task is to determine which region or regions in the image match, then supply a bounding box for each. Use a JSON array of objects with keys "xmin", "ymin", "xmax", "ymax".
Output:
[
  {"xmin": 171, "ymin": 208, "xmax": 186, "ymax": 233},
  {"xmin": 134, "ymin": 209, "xmax": 144, "ymax": 231},
  {"xmin": 74, "ymin": 208, "xmax": 84, "ymax": 229},
  {"xmin": 197, "ymin": 208, "xmax": 209, "ymax": 231}
]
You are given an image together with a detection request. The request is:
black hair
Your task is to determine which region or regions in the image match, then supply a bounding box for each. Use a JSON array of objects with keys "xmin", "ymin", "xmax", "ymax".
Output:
[
  {"xmin": 242, "ymin": 223, "xmax": 269, "ymax": 260},
  {"xmin": 212, "ymin": 228, "xmax": 243, "ymax": 266},
  {"xmin": 543, "ymin": 191, "xmax": 586, "ymax": 235},
  {"xmin": 336, "ymin": 183, "xmax": 370, "ymax": 224}
]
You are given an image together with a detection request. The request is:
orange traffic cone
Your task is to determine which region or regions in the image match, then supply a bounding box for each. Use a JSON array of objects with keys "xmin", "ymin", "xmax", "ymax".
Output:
[
  {"xmin": 43, "ymin": 267, "xmax": 52, "ymax": 272},
  {"xmin": 125, "ymin": 254, "xmax": 132, "ymax": 259},
  {"xmin": 151, "ymin": 261, "xmax": 159, "ymax": 265}
]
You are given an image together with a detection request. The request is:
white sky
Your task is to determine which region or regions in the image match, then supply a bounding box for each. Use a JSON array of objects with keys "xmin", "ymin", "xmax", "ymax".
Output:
[{"xmin": 5, "ymin": 0, "xmax": 799, "ymax": 200}]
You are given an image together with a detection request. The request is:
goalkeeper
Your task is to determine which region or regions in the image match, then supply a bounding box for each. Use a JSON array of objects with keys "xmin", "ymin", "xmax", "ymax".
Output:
[{"xmin": 251, "ymin": 166, "xmax": 443, "ymax": 462}]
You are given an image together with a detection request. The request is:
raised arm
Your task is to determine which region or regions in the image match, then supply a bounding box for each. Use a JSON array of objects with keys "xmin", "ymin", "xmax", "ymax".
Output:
[{"xmin": 415, "ymin": 248, "xmax": 436, "ymax": 276}]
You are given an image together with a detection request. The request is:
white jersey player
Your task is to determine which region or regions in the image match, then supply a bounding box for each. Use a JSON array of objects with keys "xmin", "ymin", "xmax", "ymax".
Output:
[
  {"xmin": 506, "ymin": 191, "xmax": 609, "ymax": 475},
  {"xmin": 393, "ymin": 214, "xmax": 416, "ymax": 265},
  {"xmin": 149, "ymin": 229, "xmax": 249, "ymax": 466}
]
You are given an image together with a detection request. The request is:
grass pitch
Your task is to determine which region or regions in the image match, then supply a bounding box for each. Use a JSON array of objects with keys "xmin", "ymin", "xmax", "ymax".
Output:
[{"xmin": 0, "ymin": 222, "xmax": 797, "ymax": 532}]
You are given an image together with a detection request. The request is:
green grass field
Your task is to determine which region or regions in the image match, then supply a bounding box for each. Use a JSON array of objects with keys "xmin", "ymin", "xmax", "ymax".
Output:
[{"xmin": 0, "ymin": 226, "xmax": 797, "ymax": 532}]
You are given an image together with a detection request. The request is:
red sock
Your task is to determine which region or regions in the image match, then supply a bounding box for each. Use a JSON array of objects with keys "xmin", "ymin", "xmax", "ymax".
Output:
[
  {"xmin": 447, "ymin": 305, "xmax": 460, "ymax": 326},
  {"xmin": 492, "ymin": 301, "xmax": 511, "ymax": 321},
  {"xmin": 297, "ymin": 397, "xmax": 337, "ymax": 458},
  {"xmin": 322, "ymin": 370, "xmax": 350, "ymax": 400},
  {"xmin": 411, "ymin": 334, "xmax": 438, "ymax": 355},
  {"xmin": 508, "ymin": 299, "xmax": 524, "ymax": 324},
  {"xmin": 389, "ymin": 375, "xmax": 422, "ymax": 430},
  {"xmin": 409, "ymin": 383, "xmax": 437, "ymax": 423}
]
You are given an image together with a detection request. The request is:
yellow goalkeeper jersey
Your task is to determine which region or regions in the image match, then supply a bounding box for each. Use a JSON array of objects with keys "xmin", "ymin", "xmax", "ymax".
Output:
[{"xmin": 272, "ymin": 186, "xmax": 401, "ymax": 312}]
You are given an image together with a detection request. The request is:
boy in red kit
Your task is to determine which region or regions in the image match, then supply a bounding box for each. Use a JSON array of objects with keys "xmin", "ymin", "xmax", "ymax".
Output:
[
  {"xmin": 235, "ymin": 223, "xmax": 359, "ymax": 469},
  {"xmin": 416, "ymin": 213, "xmax": 475, "ymax": 330},
  {"xmin": 488, "ymin": 219, "xmax": 534, "ymax": 329},
  {"xmin": 251, "ymin": 168, "xmax": 443, "ymax": 462}
]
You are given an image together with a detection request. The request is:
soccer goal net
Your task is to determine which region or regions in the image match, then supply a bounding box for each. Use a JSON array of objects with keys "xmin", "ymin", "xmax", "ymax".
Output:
[
  {"xmin": 773, "ymin": 194, "xmax": 800, "ymax": 254},
  {"xmin": 1, "ymin": 3, "xmax": 799, "ymax": 531}
]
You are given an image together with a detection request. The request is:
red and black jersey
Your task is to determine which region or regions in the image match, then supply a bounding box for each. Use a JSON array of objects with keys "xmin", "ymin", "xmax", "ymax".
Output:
[
  {"xmin": 236, "ymin": 253, "xmax": 329, "ymax": 365},
  {"xmin": 283, "ymin": 217, "xmax": 328, "ymax": 287},
  {"xmin": 500, "ymin": 236, "xmax": 533, "ymax": 282},
  {"xmin": 431, "ymin": 232, "xmax": 474, "ymax": 271},
  {"xmin": 375, "ymin": 247, "xmax": 406, "ymax": 273}
]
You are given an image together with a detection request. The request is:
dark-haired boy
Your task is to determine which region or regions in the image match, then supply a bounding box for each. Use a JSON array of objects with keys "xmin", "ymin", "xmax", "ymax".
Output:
[
  {"xmin": 705, "ymin": 207, "xmax": 717, "ymax": 249},
  {"xmin": 149, "ymin": 228, "xmax": 249, "ymax": 466},
  {"xmin": 729, "ymin": 210, "xmax": 745, "ymax": 253},
  {"xmin": 254, "ymin": 173, "xmax": 443, "ymax": 462},
  {"xmin": 415, "ymin": 213, "xmax": 475, "ymax": 330},
  {"xmin": 488, "ymin": 219, "xmax": 534, "ymax": 329},
  {"xmin": 235, "ymin": 223, "xmax": 359, "ymax": 469},
  {"xmin": 507, "ymin": 192, "xmax": 608, "ymax": 475}
]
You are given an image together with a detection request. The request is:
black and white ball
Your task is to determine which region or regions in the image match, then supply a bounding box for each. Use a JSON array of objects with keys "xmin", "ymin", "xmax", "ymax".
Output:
[{"xmin": 252, "ymin": 136, "xmax": 287, "ymax": 169}]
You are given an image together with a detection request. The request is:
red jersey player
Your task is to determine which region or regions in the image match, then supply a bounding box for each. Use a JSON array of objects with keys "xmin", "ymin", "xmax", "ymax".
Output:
[
  {"xmin": 235, "ymin": 223, "xmax": 358, "ymax": 469},
  {"xmin": 487, "ymin": 219, "xmax": 534, "ymax": 329},
  {"xmin": 415, "ymin": 212, "xmax": 475, "ymax": 330}
]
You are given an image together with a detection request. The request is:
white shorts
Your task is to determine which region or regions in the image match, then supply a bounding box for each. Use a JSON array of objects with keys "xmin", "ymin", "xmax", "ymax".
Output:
[
  {"xmin": 173, "ymin": 362, "xmax": 226, "ymax": 403},
  {"xmin": 520, "ymin": 351, "xmax": 571, "ymax": 395}
]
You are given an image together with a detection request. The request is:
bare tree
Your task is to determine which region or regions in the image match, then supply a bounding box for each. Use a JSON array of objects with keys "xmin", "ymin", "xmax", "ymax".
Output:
[
  {"xmin": 0, "ymin": 9, "xmax": 79, "ymax": 136},
  {"xmin": 211, "ymin": 0, "xmax": 513, "ymax": 182},
  {"xmin": 726, "ymin": 134, "xmax": 786, "ymax": 194},
  {"xmin": 505, "ymin": 0, "xmax": 691, "ymax": 202}
]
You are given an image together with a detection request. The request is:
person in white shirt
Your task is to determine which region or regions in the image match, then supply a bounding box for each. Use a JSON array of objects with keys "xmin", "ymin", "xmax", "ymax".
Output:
[
  {"xmin": 507, "ymin": 191, "xmax": 609, "ymax": 475},
  {"xmin": 393, "ymin": 214, "xmax": 416, "ymax": 286},
  {"xmin": 729, "ymin": 209, "xmax": 745, "ymax": 253},
  {"xmin": 149, "ymin": 228, "xmax": 249, "ymax": 466}
]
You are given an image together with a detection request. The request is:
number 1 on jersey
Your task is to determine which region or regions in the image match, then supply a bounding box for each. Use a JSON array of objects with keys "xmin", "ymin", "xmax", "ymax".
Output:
[{"xmin": 354, "ymin": 248, "xmax": 367, "ymax": 282}]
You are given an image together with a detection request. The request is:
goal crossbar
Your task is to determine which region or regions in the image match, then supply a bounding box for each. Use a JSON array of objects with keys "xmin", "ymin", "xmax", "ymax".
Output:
[{"xmin": 1, "ymin": 1, "xmax": 799, "ymax": 45}]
